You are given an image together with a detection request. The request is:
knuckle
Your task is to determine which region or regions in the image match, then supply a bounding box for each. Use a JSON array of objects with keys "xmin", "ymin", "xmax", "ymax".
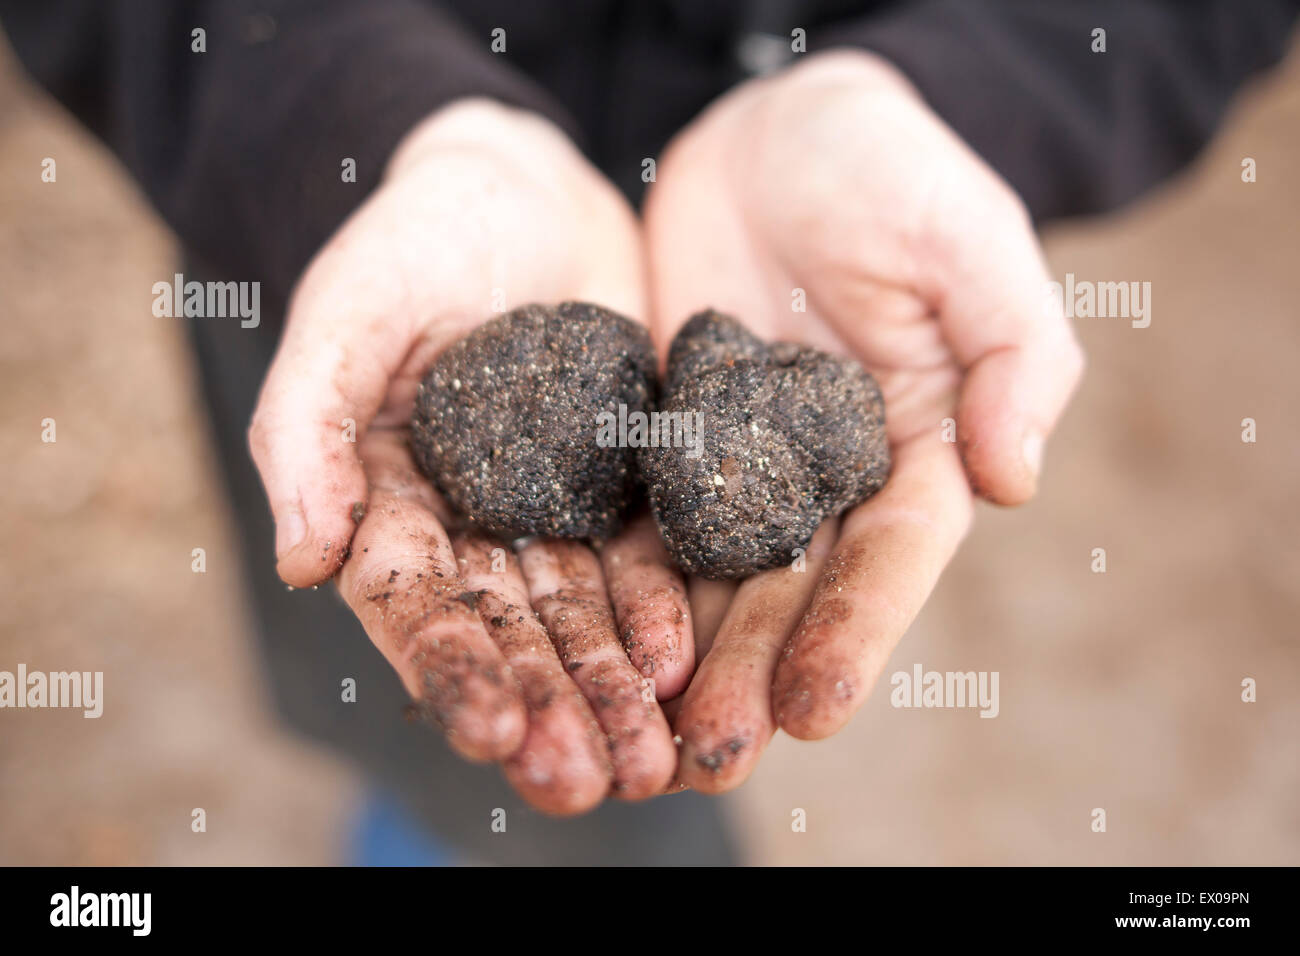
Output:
[
  {"xmin": 246, "ymin": 413, "xmax": 270, "ymax": 463},
  {"xmin": 987, "ymin": 176, "xmax": 1032, "ymax": 229}
]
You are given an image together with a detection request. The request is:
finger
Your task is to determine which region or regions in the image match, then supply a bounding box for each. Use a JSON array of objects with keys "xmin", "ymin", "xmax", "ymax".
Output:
[
  {"xmin": 674, "ymin": 521, "xmax": 838, "ymax": 794},
  {"xmin": 248, "ymin": 251, "xmax": 428, "ymax": 588},
  {"xmin": 336, "ymin": 429, "xmax": 526, "ymax": 761},
  {"xmin": 955, "ymin": 338, "xmax": 1084, "ymax": 504},
  {"xmin": 773, "ymin": 434, "xmax": 972, "ymax": 739},
  {"xmin": 518, "ymin": 539, "xmax": 677, "ymax": 799},
  {"xmin": 453, "ymin": 531, "xmax": 612, "ymax": 815},
  {"xmin": 686, "ymin": 577, "xmax": 738, "ymax": 661},
  {"xmin": 924, "ymin": 182, "xmax": 1085, "ymax": 505},
  {"xmin": 599, "ymin": 512, "xmax": 694, "ymax": 700}
]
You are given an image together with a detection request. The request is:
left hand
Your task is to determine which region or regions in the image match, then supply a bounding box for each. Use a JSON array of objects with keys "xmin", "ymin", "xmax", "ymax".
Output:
[{"xmin": 643, "ymin": 50, "xmax": 1084, "ymax": 791}]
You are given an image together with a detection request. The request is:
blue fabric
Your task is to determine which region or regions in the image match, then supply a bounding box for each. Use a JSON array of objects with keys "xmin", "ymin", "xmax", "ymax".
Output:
[{"xmin": 349, "ymin": 792, "xmax": 455, "ymax": 867}]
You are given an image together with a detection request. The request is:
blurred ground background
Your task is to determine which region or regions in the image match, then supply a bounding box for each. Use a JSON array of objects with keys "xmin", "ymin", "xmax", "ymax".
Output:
[{"xmin": 1, "ymin": 32, "xmax": 1296, "ymax": 865}]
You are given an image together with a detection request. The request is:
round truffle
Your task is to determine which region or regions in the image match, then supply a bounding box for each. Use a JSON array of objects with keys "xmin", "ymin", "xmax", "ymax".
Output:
[
  {"xmin": 411, "ymin": 302, "xmax": 656, "ymax": 540},
  {"xmin": 639, "ymin": 310, "xmax": 891, "ymax": 579}
]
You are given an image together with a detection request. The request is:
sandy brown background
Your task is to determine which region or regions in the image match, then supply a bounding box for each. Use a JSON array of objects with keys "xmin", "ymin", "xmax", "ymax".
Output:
[{"xmin": 1, "ymin": 34, "xmax": 1296, "ymax": 865}]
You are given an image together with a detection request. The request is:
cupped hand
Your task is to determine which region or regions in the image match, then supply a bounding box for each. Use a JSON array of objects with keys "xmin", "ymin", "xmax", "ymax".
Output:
[
  {"xmin": 248, "ymin": 100, "xmax": 690, "ymax": 813},
  {"xmin": 644, "ymin": 51, "xmax": 1084, "ymax": 791}
]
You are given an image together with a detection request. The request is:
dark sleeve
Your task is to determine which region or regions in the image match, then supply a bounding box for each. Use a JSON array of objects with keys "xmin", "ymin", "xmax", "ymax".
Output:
[
  {"xmin": 810, "ymin": 0, "xmax": 1300, "ymax": 221},
  {"xmin": 0, "ymin": 0, "xmax": 579, "ymax": 311}
]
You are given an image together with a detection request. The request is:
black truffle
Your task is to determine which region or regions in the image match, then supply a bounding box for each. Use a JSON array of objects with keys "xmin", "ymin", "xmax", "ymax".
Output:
[
  {"xmin": 639, "ymin": 310, "xmax": 890, "ymax": 579},
  {"xmin": 411, "ymin": 302, "xmax": 656, "ymax": 540}
]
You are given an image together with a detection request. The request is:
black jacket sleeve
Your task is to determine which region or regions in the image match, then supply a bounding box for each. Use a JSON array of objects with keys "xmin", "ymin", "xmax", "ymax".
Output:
[
  {"xmin": 810, "ymin": 0, "xmax": 1300, "ymax": 221},
  {"xmin": 0, "ymin": 0, "xmax": 578, "ymax": 311}
]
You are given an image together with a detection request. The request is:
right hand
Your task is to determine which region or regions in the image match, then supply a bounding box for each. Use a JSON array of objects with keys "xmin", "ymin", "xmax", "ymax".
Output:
[{"xmin": 247, "ymin": 100, "xmax": 691, "ymax": 814}]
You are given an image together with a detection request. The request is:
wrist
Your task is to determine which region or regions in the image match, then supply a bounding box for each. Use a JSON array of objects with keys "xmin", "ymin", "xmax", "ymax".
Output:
[
  {"xmin": 766, "ymin": 48, "xmax": 919, "ymax": 100},
  {"xmin": 386, "ymin": 97, "xmax": 585, "ymax": 183}
]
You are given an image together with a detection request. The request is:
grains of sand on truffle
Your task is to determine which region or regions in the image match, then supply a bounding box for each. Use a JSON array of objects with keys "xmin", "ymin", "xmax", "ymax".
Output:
[
  {"xmin": 639, "ymin": 310, "xmax": 890, "ymax": 579},
  {"xmin": 411, "ymin": 302, "xmax": 656, "ymax": 541}
]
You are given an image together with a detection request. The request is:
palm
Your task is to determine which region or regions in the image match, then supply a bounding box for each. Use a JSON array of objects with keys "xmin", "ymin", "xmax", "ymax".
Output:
[
  {"xmin": 652, "ymin": 221, "xmax": 962, "ymax": 450},
  {"xmin": 647, "ymin": 177, "xmax": 973, "ymax": 793}
]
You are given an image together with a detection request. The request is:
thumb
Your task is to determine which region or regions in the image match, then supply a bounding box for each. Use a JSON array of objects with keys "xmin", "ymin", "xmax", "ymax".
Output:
[
  {"xmin": 248, "ymin": 256, "xmax": 416, "ymax": 587},
  {"xmin": 929, "ymin": 191, "xmax": 1085, "ymax": 505}
]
